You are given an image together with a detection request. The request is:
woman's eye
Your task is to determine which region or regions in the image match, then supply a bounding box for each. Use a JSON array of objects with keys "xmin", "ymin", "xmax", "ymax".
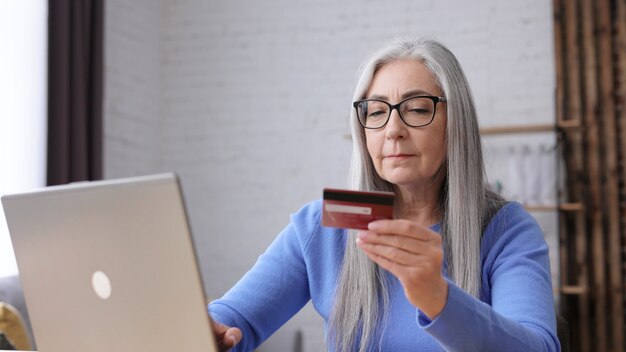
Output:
[
  {"xmin": 368, "ymin": 110, "xmax": 386, "ymax": 117},
  {"xmin": 408, "ymin": 108, "xmax": 431, "ymax": 115}
]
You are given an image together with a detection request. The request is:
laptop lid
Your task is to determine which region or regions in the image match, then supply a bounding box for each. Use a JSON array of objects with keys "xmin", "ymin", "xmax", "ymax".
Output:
[{"xmin": 1, "ymin": 173, "xmax": 217, "ymax": 352}]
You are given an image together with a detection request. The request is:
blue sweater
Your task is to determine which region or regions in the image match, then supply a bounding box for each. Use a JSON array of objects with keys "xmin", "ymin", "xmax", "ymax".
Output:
[{"xmin": 209, "ymin": 200, "xmax": 560, "ymax": 351}]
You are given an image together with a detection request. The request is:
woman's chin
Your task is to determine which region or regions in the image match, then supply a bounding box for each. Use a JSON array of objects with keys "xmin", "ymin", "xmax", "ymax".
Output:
[
  {"xmin": 383, "ymin": 175, "xmax": 422, "ymax": 187},
  {"xmin": 381, "ymin": 171, "xmax": 439, "ymax": 189}
]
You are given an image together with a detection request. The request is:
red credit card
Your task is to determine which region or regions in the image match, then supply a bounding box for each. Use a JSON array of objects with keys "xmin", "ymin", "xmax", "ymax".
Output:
[{"xmin": 322, "ymin": 188, "xmax": 395, "ymax": 230}]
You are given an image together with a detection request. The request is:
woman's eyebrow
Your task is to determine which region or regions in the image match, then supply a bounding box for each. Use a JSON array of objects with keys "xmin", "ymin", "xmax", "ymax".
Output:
[
  {"xmin": 366, "ymin": 89, "xmax": 434, "ymax": 101},
  {"xmin": 401, "ymin": 89, "xmax": 432, "ymax": 99}
]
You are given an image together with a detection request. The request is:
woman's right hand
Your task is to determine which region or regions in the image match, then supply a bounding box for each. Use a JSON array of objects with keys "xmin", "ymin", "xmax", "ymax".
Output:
[{"xmin": 211, "ymin": 319, "xmax": 242, "ymax": 351}]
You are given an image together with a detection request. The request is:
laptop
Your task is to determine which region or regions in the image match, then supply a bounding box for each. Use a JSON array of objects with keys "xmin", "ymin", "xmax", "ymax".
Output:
[{"xmin": 1, "ymin": 173, "xmax": 218, "ymax": 352}]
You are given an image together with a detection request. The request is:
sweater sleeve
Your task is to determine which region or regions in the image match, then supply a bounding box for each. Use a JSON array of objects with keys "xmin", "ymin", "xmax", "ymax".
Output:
[
  {"xmin": 417, "ymin": 203, "xmax": 561, "ymax": 352},
  {"xmin": 208, "ymin": 206, "xmax": 316, "ymax": 352}
]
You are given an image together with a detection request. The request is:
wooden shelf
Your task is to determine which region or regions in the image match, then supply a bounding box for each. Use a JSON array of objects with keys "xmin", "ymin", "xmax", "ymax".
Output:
[
  {"xmin": 480, "ymin": 124, "xmax": 555, "ymax": 135},
  {"xmin": 560, "ymin": 285, "xmax": 587, "ymax": 295},
  {"xmin": 557, "ymin": 120, "xmax": 582, "ymax": 130},
  {"xmin": 480, "ymin": 121, "xmax": 581, "ymax": 136},
  {"xmin": 525, "ymin": 203, "xmax": 584, "ymax": 212}
]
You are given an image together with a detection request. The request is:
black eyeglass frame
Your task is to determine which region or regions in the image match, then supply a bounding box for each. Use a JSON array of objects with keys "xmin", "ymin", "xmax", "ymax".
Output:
[{"xmin": 353, "ymin": 95, "xmax": 447, "ymax": 129}]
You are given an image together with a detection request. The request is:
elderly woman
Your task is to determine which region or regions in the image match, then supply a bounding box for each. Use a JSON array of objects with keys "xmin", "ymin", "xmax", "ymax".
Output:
[{"xmin": 209, "ymin": 38, "xmax": 560, "ymax": 352}]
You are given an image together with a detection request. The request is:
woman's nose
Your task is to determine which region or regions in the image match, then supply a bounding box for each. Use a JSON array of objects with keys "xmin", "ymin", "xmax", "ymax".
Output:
[{"xmin": 384, "ymin": 109, "xmax": 407, "ymax": 139}]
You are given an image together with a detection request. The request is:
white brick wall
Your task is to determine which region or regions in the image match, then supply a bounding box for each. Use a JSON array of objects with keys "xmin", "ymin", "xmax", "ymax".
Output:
[
  {"xmin": 104, "ymin": 0, "xmax": 163, "ymax": 178},
  {"xmin": 104, "ymin": 1, "xmax": 556, "ymax": 351}
]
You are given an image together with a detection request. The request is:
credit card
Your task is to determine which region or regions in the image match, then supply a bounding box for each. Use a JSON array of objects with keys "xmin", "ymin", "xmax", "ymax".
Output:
[{"xmin": 322, "ymin": 188, "xmax": 395, "ymax": 230}]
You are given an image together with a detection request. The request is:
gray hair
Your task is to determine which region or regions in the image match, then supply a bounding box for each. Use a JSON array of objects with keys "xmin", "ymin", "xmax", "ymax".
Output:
[{"xmin": 328, "ymin": 38, "xmax": 504, "ymax": 352}]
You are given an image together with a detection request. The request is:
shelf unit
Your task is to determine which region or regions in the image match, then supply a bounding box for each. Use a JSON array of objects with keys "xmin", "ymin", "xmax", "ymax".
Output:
[{"xmin": 480, "ymin": 123, "xmax": 576, "ymax": 301}]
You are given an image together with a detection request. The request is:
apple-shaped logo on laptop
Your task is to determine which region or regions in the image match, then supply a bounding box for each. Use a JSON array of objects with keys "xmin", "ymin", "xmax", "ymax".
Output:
[{"xmin": 91, "ymin": 270, "xmax": 112, "ymax": 300}]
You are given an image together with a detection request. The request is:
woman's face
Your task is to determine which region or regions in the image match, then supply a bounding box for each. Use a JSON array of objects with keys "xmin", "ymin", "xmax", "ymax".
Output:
[{"xmin": 364, "ymin": 59, "xmax": 447, "ymax": 189}]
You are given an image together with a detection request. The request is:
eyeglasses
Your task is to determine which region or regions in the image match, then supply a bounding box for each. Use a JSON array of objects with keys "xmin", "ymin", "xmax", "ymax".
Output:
[{"xmin": 353, "ymin": 95, "xmax": 447, "ymax": 129}]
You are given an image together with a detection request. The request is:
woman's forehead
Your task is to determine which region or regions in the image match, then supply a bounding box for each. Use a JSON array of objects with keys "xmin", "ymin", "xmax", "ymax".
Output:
[{"xmin": 367, "ymin": 59, "xmax": 442, "ymax": 98}]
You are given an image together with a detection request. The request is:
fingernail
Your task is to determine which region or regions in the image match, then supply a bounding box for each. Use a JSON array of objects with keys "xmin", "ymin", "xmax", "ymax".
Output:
[{"xmin": 367, "ymin": 222, "xmax": 380, "ymax": 230}]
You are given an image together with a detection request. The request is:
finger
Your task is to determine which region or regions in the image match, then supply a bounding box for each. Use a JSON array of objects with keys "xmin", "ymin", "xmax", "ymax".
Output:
[
  {"xmin": 368, "ymin": 219, "xmax": 439, "ymax": 241},
  {"xmin": 358, "ymin": 236, "xmax": 440, "ymax": 267},
  {"xmin": 359, "ymin": 243, "xmax": 405, "ymax": 275},
  {"xmin": 359, "ymin": 243, "xmax": 440, "ymax": 284},
  {"xmin": 357, "ymin": 237, "xmax": 418, "ymax": 266},
  {"xmin": 225, "ymin": 327, "xmax": 242, "ymax": 347},
  {"xmin": 211, "ymin": 319, "xmax": 228, "ymax": 336},
  {"xmin": 358, "ymin": 230, "xmax": 427, "ymax": 254},
  {"xmin": 211, "ymin": 320, "xmax": 242, "ymax": 351}
]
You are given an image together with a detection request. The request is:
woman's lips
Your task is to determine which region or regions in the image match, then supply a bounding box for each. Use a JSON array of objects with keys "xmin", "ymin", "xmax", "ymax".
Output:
[{"xmin": 384, "ymin": 154, "xmax": 415, "ymax": 160}]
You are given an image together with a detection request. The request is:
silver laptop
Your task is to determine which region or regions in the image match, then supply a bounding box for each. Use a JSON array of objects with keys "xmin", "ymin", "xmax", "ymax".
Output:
[{"xmin": 1, "ymin": 173, "xmax": 218, "ymax": 352}]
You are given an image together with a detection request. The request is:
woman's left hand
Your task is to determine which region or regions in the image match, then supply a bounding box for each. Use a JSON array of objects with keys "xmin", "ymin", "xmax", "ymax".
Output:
[{"xmin": 356, "ymin": 219, "xmax": 448, "ymax": 319}]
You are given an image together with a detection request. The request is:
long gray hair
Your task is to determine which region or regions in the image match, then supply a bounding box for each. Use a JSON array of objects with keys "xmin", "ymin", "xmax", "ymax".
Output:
[{"xmin": 328, "ymin": 38, "xmax": 504, "ymax": 352}]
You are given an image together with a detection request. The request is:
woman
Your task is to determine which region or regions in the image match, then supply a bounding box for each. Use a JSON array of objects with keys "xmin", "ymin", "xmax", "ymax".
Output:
[{"xmin": 209, "ymin": 38, "xmax": 560, "ymax": 351}]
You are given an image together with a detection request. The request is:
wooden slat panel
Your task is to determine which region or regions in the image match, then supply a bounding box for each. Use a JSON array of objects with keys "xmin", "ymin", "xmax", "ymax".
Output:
[
  {"xmin": 581, "ymin": 0, "xmax": 607, "ymax": 350},
  {"xmin": 574, "ymin": 204, "xmax": 590, "ymax": 352},
  {"xmin": 558, "ymin": 209, "xmax": 568, "ymax": 296},
  {"xmin": 563, "ymin": 0, "xmax": 591, "ymax": 350},
  {"xmin": 556, "ymin": 0, "xmax": 591, "ymax": 350},
  {"xmin": 596, "ymin": 0, "xmax": 624, "ymax": 350},
  {"xmin": 552, "ymin": 0, "xmax": 580, "ymax": 330},
  {"xmin": 613, "ymin": 0, "xmax": 626, "ymax": 348},
  {"xmin": 564, "ymin": 0, "xmax": 583, "ymax": 126},
  {"xmin": 553, "ymin": 0, "xmax": 565, "ymax": 127},
  {"xmin": 553, "ymin": 0, "xmax": 569, "ymax": 276},
  {"xmin": 553, "ymin": 0, "xmax": 626, "ymax": 350}
]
